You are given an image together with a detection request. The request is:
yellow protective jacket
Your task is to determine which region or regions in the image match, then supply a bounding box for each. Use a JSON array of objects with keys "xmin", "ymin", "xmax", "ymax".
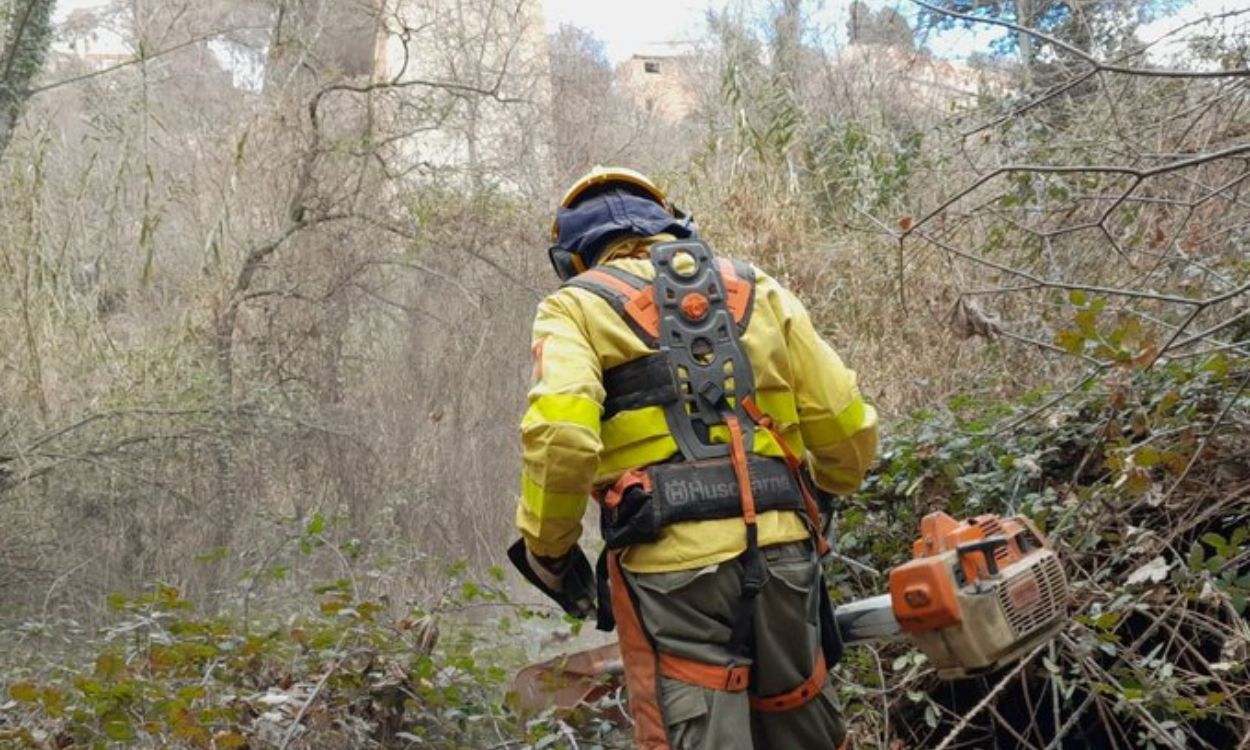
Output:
[{"xmin": 518, "ymin": 235, "xmax": 878, "ymax": 573}]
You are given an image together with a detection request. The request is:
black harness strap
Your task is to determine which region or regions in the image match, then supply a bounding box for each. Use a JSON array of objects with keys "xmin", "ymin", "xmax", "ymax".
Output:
[{"xmin": 564, "ymin": 266, "xmax": 659, "ymax": 349}]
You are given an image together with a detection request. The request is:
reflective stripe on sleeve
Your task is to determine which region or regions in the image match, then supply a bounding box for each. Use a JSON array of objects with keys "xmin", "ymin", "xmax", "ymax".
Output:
[
  {"xmin": 515, "ymin": 501, "xmax": 582, "ymax": 558},
  {"xmin": 520, "ymin": 471, "xmax": 589, "ymax": 520},
  {"xmin": 521, "ymin": 392, "xmax": 602, "ymax": 433},
  {"xmin": 808, "ymin": 427, "xmax": 879, "ymax": 495},
  {"xmin": 798, "ymin": 393, "xmax": 873, "ymax": 449}
]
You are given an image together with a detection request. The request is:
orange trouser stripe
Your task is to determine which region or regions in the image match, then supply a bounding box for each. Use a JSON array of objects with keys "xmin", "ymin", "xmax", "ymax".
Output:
[
  {"xmin": 749, "ymin": 653, "xmax": 828, "ymax": 713},
  {"xmin": 607, "ymin": 551, "xmax": 671, "ymax": 750},
  {"xmin": 658, "ymin": 652, "xmax": 750, "ymax": 692}
]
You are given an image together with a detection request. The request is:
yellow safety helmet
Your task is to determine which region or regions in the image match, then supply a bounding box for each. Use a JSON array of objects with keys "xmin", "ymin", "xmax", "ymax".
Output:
[{"xmin": 550, "ymin": 166, "xmax": 670, "ymax": 242}]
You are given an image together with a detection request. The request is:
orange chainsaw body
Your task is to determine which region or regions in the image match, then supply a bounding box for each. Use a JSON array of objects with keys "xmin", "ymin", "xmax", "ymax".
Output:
[{"xmin": 889, "ymin": 512, "xmax": 1069, "ymax": 678}]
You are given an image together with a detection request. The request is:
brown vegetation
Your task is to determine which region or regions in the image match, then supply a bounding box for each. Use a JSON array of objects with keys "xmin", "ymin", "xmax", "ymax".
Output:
[{"xmin": 1, "ymin": 0, "xmax": 1248, "ymax": 748}]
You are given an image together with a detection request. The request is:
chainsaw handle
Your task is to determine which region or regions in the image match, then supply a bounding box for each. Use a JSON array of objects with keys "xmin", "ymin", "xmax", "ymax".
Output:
[{"xmin": 956, "ymin": 536, "xmax": 1010, "ymax": 577}]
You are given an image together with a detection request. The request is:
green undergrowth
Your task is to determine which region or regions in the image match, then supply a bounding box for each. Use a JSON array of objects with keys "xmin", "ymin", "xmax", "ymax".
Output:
[
  {"xmin": 0, "ymin": 552, "xmax": 611, "ymax": 750},
  {"xmin": 837, "ymin": 353, "xmax": 1249, "ymax": 595},
  {"xmin": 832, "ymin": 353, "xmax": 1250, "ymax": 748},
  {"xmin": 3, "ymin": 355, "xmax": 1247, "ymax": 750}
]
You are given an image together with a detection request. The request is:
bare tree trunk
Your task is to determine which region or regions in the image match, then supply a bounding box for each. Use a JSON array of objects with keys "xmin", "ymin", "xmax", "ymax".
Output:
[
  {"xmin": 1016, "ymin": 0, "xmax": 1034, "ymax": 87},
  {"xmin": 773, "ymin": 0, "xmax": 801, "ymax": 85},
  {"xmin": 0, "ymin": 0, "xmax": 56, "ymax": 161}
]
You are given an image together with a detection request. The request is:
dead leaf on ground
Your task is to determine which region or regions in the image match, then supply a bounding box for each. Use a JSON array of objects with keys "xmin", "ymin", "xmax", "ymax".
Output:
[
  {"xmin": 1125, "ymin": 556, "xmax": 1171, "ymax": 586},
  {"xmin": 948, "ymin": 297, "xmax": 1002, "ymax": 340}
]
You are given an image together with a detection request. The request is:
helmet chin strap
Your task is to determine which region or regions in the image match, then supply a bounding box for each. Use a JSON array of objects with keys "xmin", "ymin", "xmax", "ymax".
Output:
[
  {"xmin": 547, "ymin": 244, "xmax": 585, "ymax": 282},
  {"xmin": 672, "ymin": 204, "xmax": 697, "ymax": 234}
]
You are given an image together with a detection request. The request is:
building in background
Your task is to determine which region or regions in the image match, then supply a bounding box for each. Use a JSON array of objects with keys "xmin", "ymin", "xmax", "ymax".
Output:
[{"xmin": 616, "ymin": 42, "xmax": 699, "ymax": 123}]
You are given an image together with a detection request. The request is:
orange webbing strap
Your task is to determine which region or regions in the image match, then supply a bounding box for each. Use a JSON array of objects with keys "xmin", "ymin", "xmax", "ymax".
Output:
[
  {"xmin": 715, "ymin": 258, "xmax": 752, "ymax": 325},
  {"xmin": 658, "ymin": 653, "xmax": 750, "ymax": 692},
  {"xmin": 579, "ymin": 269, "xmax": 660, "ymax": 339},
  {"xmin": 740, "ymin": 396, "xmax": 800, "ymax": 473},
  {"xmin": 724, "ymin": 414, "xmax": 757, "ymax": 525},
  {"xmin": 579, "ymin": 267, "xmax": 642, "ymax": 297},
  {"xmin": 607, "ymin": 551, "xmax": 671, "ymax": 750},
  {"xmin": 748, "ymin": 653, "xmax": 828, "ymax": 713},
  {"xmin": 740, "ymin": 396, "xmax": 831, "ymax": 556}
]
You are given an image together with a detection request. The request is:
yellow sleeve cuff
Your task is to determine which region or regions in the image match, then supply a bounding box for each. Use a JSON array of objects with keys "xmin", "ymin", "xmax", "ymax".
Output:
[{"xmin": 516, "ymin": 500, "xmax": 583, "ymax": 557}]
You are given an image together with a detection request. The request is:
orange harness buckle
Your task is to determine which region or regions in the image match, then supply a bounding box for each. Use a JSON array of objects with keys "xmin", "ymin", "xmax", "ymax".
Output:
[{"xmin": 601, "ymin": 468, "xmax": 652, "ymax": 510}]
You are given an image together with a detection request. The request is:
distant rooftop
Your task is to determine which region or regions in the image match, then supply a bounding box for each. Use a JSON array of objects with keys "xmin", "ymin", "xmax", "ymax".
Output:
[{"xmin": 630, "ymin": 40, "xmax": 697, "ymax": 59}]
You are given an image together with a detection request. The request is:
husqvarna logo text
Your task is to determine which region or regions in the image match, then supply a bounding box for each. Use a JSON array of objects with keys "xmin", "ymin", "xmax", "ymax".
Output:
[{"xmin": 665, "ymin": 473, "xmax": 791, "ymax": 506}]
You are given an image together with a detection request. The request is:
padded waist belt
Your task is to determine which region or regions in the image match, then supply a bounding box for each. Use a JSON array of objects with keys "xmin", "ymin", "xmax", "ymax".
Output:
[{"xmin": 599, "ymin": 455, "xmax": 804, "ymax": 549}]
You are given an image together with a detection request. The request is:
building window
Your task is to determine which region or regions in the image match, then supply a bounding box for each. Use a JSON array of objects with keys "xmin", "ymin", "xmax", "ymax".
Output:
[{"xmin": 644, "ymin": 61, "xmax": 660, "ymax": 74}]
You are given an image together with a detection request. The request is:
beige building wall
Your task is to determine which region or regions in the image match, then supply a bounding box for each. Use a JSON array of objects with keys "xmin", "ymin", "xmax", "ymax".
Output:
[
  {"xmin": 616, "ymin": 53, "xmax": 699, "ymax": 123},
  {"xmin": 614, "ymin": 42, "xmax": 1003, "ymax": 124}
]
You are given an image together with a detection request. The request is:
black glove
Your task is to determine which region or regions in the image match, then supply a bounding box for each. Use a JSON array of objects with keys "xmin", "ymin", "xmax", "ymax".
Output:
[{"xmin": 507, "ymin": 539, "xmax": 596, "ymax": 620}]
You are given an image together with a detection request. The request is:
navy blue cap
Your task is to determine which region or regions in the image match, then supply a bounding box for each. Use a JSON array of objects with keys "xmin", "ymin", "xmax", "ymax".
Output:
[{"xmin": 555, "ymin": 188, "xmax": 695, "ymax": 268}]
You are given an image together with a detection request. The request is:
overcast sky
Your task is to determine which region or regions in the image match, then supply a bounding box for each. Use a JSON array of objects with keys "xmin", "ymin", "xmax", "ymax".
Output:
[{"xmin": 54, "ymin": 0, "xmax": 1248, "ymax": 65}]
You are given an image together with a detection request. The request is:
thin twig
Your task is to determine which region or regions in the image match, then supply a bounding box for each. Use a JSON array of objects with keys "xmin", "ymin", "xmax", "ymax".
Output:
[
  {"xmin": 278, "ymin": 633, "xmax": 352, "ymax": 750},
  {"xmin": 1160, "ymin": 368, "xmax": 1250, "ymax": 504},
  {"xmin": 932, "ymin": 643, "xmax": 1048, "ymax": 750}
]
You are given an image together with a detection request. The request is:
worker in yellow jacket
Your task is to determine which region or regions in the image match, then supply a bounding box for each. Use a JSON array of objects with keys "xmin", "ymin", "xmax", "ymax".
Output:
[{"xmin": 513, "ymin": 167, "xmax": 878, "ymax": 750}]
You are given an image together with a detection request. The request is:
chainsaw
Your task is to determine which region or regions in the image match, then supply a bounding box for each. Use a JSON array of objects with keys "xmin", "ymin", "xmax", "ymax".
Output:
[{"xmin": 508, "ymin": 511, "xmax": 1069, "ymax": 713}]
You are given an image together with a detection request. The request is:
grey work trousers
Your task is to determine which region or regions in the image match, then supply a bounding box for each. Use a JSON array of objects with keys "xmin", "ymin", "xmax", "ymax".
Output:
[{"xmin": 622, "ymin": 541, "xmax": 847, "ymax": 750}]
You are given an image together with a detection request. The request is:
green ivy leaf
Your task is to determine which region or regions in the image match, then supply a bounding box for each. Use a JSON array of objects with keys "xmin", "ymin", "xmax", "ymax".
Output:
[
  {"xmin": 924, "ymin": 703, "xmax": 939, "ymax": 728},
  {"xmin": 1056, "ymin": 329, "xmax": 1085, "ymax": 355},
  {"xmin": 1188, "ymin": 543, "xmax": 1205, "ymax": 572},
  {"xmin": 1201, "ymin": 533, "xmax": 1229, "ymax": 556},
  {"xmin": 9, "ymin": 681, "xmax": 39, "ymax": 703},
  {"xmin": 95, "ymin": 653, "xmax": 125, "ymax": 683},
  {"xmin": 214, "ymin": 731, "xmax": 248, "ymax": 750},
  {"xmin": 102, "ymin": 715, "xmax": 136, "ymax": 741}
]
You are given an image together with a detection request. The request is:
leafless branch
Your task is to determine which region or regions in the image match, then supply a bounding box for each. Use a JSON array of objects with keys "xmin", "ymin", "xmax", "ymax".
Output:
[
  {"xmin": 912, "ymin": 0, "xmax": 1250, "ymax": 79},
  {"xmin": 27, "ymin": 26, "xmax": 271, "ymax": 96}
]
